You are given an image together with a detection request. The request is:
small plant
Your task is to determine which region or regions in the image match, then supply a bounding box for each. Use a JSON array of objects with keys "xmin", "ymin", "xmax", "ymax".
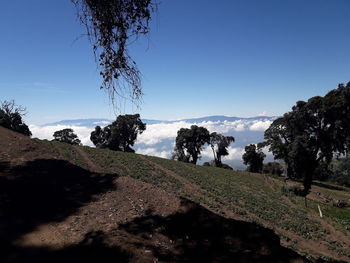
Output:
[
  {"xmin": 281, "ymin": 185, "xmax": 304, "ymax": 197},
  {"xmin": 333, "ymin": 199, "xmax": 348, "ymax": 208}
]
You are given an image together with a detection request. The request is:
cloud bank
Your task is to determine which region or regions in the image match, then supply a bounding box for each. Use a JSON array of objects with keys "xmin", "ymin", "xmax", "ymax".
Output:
[
  {"xmin": 30, "ymin": 118, "xmax": 273, "ymax": 169},
  {"xmin": 29, "ymin": 124, "xmax": 94, "ymax": 146},
  {"xmin": 136, "ymin": 119, "xmax": 272, "ymax": 146}
]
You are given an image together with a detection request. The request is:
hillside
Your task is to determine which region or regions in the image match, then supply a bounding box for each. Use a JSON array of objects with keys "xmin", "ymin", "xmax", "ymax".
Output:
[{"xmin": 0, "ymin": 126, "xmax": 349, "ymax": 262}]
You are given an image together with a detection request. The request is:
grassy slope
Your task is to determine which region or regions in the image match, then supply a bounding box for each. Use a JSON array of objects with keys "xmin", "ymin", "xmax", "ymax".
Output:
[{"xmin": 39, "ymin": 140, "xmax": 350, "ymax": 262}]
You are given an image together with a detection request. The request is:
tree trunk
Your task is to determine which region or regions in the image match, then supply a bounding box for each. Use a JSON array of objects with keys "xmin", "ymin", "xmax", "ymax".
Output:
[
  {"xmin": 211, "ymin": 146, "xmax": 218, "ymax": 166},
  {"xmin": 191, "ymin": 155, "xmax": 198, "ymax": 165},
  {"xmin": 216, "ymin": 154, "xmax": 222, "ymax": 167}
]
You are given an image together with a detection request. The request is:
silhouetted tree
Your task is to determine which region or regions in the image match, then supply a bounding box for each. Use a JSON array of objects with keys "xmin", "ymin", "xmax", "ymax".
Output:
[
  {"xmin": 242, "ymin": 144, "xmax": 265, "ymax": 173},
  {"xmin": 53, "ymin": 128, "xmax": 81, "ymax": 145},
  {"xmin": 262, "ymin": 81, "xmax": 350, "ymax": 196},
  {"xmin": 0, "ymin": 100, "xmax": 31, "ymax": 136},
  {"xmin": 209, "ymin": 132, "xmax": 235, "ymax": 167},
  {"xmin": 173, "ymin": 125, "xmax": 210, "ymax": 164},
  {"xmin": 91, "ymin": 114, "xmax": 146, "ymax": 152},
  {"xmin": 72, "ymin": 0, "xmax": 156, "ymax": 104}
]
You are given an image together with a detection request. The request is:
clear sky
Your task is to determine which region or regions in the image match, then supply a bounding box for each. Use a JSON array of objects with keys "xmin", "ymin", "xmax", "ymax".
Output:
[{"xmin": 1, "ymin": 0, "xmax": 350, "ymax": 124}]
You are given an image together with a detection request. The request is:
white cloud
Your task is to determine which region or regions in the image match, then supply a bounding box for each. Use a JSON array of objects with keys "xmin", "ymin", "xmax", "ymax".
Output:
[
  {"xmin": 223, "ymin": 146, "xmax": 246, "ymax": 161},
  {"xmin": 200, "ymin": 146, "xmax": 215, "ymax": 159},
  {"xmin": 137, "ymin": 119, "xmax": 272, "ymax": 147},
  {"xmin": 30, "ymin": 118, "xmax": 273, "ymax": 166},
  {"xmin": 196, "ymin": 120, "xmax": 247, "ymax": 133},
  {"xmin": 249, "ymin": 120, "xmax": 272, "ymax": 131},
  {"xmin": 200, "ymin": 145, "xmax": 244, "ymax": 161},
  {"xmin": 135, "ymin": 147, "xmax": 170, "ymax": 159},
  {"xmin": 31, "ymin": 119, "xmax": 272, "ymax": 148},
  {"xmin": 93, "ymin": 121, "xmax": 110, "ymax": 125},
  {"xmin": 137, "ymin": 121, "xmax": 192, "ymax": 145}
]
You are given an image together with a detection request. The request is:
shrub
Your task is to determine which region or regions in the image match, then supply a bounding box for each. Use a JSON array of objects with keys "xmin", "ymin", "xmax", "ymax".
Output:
[
  {"xmin": 262, "ymin": 162, "xmax": 283, "ymax": 176},
  {"xmin": 281, "ymin": 185, "xmax": 304, "ymax": 197}
]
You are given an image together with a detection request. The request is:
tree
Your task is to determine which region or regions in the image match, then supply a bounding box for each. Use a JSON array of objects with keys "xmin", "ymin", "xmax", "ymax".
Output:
[
  {"xmin": 330, "ymin": 156, "xmax": 350, "ymax": 187},
  {"xmin": 0, "ymin": 100, "xmax": 31, "ymax": 136},
  {"xmin": 263, "ymin": 81, "xmax": 350, "ymax": 196},
  {"xmin": 209, "ymin": 132, "xmax": 235, "ymax": 167},
  {"xmin": 262, "ymin": 162, "xmax": 283, "ymax": 176},
  {"xmin": 90, "ymin": 114, "xmax": 146, "ymax": 152},
  {"xmin": 72, "ymin": 0, "xmax": 156, "ymax": 104},
  {"xmin": 53, "ymin": 128, "xmax": 81, "ymax": 145},
  {"xmin": 173, "ymin": 125, "xmax": 210, "ymax": 164},
  {"xmin": 242, "ymin": 144, "xmax": 265, "ymax": 173}
]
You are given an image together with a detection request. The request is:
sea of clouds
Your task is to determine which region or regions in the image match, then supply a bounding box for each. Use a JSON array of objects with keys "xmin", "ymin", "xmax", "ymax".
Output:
[{"xmin": 30, "ymin": 118, "xmax": 274, "ymax": 169}]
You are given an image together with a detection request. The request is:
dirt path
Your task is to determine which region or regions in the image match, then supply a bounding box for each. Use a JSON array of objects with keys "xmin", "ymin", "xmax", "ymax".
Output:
[
  {"xmin": 74, "ymin": 146, "xmax": 101, "ymax": 172},
  {"xmin": 144, "ymin": 158, "xmax": 251, "ymax": 222}
]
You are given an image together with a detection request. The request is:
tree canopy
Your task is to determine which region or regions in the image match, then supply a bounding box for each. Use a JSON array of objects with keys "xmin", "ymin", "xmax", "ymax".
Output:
[
  {"xmin": 242, "ymin": 144, "xmax": 265, "ymax": 173},
  {"xmin": 72, "ymin": 0, "xmax": 156, "ymax": 104},
  {"xmin": 53, "ymin": 128, "xmax": 81, "ymax": 145},
  {"xmin": 262, "ymin": 162, "xmax": 283, "ymax": 176},
  {"xmin": 263, "ymin": 81, "xmax": 350, "ymax": 195},
  {"xmin": 90, "ymin": 114, "xmax": 146, "ymax": 152},
  {"xmin": 209, "ymin": 132, "xmax": 235, "ymax": 167},
  {"xmin": 173, "ymin": 125, "xmax": 210, "ymax": 164},
  {"xmin": 330, "ymin": 156, "xmax": 350, "ymax": 187},
  {"xmin": 0, "ymin": 100, "xmax": 31, "ymax": 136}
]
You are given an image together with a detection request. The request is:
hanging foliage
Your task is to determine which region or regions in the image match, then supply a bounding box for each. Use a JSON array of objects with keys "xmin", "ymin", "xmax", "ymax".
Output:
[{"xmin": 72, "ymin": 0, "xmax": 156, "ymax": 104}]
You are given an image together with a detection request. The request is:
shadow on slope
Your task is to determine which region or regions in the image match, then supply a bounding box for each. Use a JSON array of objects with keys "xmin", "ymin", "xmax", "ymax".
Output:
[
  {"xmin": 119, "ymin": 198, "xmax": 309, "ymax": 263},
  {"xmin": 312, "ymin": 181, "xmax": 345, "ymax": 191},
  {"xmin": 2, "ymin": 231, "xmax": 131, "ymax": 263},
  {"xmin": 0, "ymin": 159, "xmax": 117, "ymax": 245}
]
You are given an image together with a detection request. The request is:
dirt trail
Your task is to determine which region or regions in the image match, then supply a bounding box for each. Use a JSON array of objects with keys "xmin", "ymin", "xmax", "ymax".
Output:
[
  {"xmin": 144, "ymin": 158, "xmax": 244, "ymax": 220},
  {"xmin": 74, "ymin": 146, "xmax": 101, "ymax": 172}
]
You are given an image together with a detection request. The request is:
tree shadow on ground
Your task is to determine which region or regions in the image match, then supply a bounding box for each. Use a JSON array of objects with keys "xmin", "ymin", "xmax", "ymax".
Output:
[
  {"xmin": 0, "ymin": 159, "xmax": 117, "ymax": 246},
  {"xmin": 312, "ymin": 181, "xmax": 345, "ymax": 191},
  {"xmin": 119, "ymin": 198, "xmax": 309, "ymax": 263},
  {"xmin": 2, "ymin": 231, "xmax": 131, "ymax": 263}
]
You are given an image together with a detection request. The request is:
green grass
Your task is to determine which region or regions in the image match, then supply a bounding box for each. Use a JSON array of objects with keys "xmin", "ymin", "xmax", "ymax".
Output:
[
  {"xmin": 35, "ymin": 139, "xmax": 350, "ymax": 261},
  {"xmin": 144, "ymin": 156, "xmax": 324, "ymax": 238},
  {"xmin": 38, "ymin": 140, "xmax": 88, "ymax": 169},
  {"xmin": 80, "ymin": 146, "xmax": 184, "ymax": 193}
]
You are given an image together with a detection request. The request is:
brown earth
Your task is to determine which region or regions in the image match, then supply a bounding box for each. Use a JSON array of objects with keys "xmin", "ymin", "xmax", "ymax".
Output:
[{"xmin": 0, "ymin": 127, "xmax": 328, "ymax": 262}]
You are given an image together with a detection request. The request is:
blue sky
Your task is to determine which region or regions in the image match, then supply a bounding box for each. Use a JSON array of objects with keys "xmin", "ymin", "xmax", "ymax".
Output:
[{"xmin": 1, "ymin": 0, "xmax": 350, "ymax": 124}]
